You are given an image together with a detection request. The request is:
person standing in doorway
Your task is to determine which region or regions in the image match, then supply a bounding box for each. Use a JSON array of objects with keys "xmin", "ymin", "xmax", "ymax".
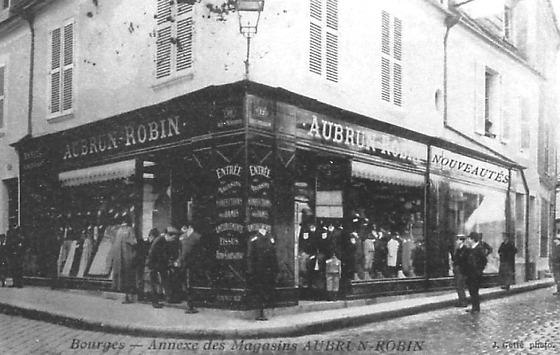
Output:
[
  {"xmin": 6, "ymin": 224, "xmax": 25, "ymax": 288},
  {"xmin": 247, "ymin": 227, "xmax": 278, "ymax": 321},
  {"xmin": 111, "ymin": 214, "xmax": 138, "ymax": 304},
  {"xmin": 464, "ymin": 232, "xmax": 487, "ymax": 314},
  {"xmin": 498, "ymin": 233, "xmax": 517, "ymax": 291},
  {"xmin": 177, "ymin": 223, "xmax": 201, "ymax": 314}
]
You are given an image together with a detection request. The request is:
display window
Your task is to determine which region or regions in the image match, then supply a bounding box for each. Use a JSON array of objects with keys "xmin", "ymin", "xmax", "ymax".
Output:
[
  {"xmin": 430, "ymin": 147, "xmax": 509, "ymax": 277},
  {"xmin": 56, "ymin": 161, "xmax": 139, "ymax": 280}
]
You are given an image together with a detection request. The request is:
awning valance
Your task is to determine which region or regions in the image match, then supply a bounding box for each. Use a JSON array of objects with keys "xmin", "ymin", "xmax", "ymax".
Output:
[
  {"xmin": 351, "ymin": 161, "xmax": 425, "ymax": 187},
  {"xmin": 59, "ymin": 160, "xmax": 136, "ymax": 187}
]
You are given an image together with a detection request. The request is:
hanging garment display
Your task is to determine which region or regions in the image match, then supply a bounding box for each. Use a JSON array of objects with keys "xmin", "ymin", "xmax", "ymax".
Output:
[
  {"xmin": 87, "ymin": 225, "xmax": 118, "ymax": 276},
  {"xmin": 77, "ymin": 236, "xmax": 93, "ymax": 277},
  {"xmin": 60, "ymin": 241, "xmax": 78, "ymax": 277}
]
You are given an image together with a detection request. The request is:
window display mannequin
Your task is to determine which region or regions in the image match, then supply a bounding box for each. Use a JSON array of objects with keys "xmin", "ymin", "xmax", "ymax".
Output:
[
  {"xmin": 374, "ymin": 229, "xmax": 388, "ymax": 278},
  {"xmin": 387, "ymin": 233, "xmax": 400, "ymax": 278},
  {"xmin": 363, "ymin": 226, "xmax": 376, "ymax": 280}
]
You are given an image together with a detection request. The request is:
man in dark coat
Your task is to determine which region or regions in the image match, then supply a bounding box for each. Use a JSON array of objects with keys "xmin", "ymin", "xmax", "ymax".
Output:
[
  {"xmin": 498, "ymin": 233, "xmax": 517, "ymax": 291},
  {"xmin": 6, "ymin": 224, "xmax": 25, "ymax": 288},
  {"xmin": 452, "ymin": 234, "xmax": 469, "ymax": 307},
  {"xmin": 177, "ymin": 223, "xmax": 201, "ymax": 313},
  {"xmin": 145, "ymin": 227, "xmax": 179, "ymax": 308},
  {"xmin": 464, "ymin": 232, "xmax": 487, "ymax": 314},
  {"xmin": 247, "ymin": 227, "xmax": 278, "ymax": 321}
]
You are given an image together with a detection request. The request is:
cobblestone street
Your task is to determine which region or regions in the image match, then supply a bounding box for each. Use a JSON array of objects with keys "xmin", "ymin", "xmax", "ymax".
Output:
[{"xmin": 0, "ymin": 287, "xmax": 559, "ymax": 355}]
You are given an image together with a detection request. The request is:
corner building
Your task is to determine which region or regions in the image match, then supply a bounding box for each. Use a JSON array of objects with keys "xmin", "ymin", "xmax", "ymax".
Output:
[{"xmin": 4, "ymin": 0, "xmax": 558, "ymax": 309}]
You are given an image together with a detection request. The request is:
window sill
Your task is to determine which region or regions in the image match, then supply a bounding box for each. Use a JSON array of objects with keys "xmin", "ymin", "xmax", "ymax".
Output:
[
  {"xmin": 47, "ymin": 112, "xmax": 75, "ymax": 124},
  {"xmin": 151, "ymin": 72, "xmax": 194, "ymax": 91}
]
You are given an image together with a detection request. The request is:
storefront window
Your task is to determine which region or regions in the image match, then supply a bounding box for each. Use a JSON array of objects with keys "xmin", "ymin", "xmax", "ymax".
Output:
[{"xmin": 430, "ymin": 147, "xmax": 509, "ymax": 276}]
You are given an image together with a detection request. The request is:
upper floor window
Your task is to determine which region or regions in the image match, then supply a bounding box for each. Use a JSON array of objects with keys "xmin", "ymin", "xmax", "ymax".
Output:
[
  {"xmin": 475, "ymin": 65, "xmax": 500, "ymax": 138},
  {"xmin": 49, "ymin": 20, "xmax": 74, "ymax": 118},
  {"xmin": 381, "ymin": 10, "xmax": 402, "ymax": 107},
  {"xmin": 156, "ymin": 0, "xmax": 193, "ymax": 80},
  {"xmin": 309, "ymin": 0, "xmax": 338, "ymax": 83}
]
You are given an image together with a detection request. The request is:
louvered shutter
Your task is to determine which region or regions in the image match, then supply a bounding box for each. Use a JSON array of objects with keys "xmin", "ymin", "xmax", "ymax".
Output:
[
  {"xmin": 50, "ymin": 27, "xmax": 62, "ymax": 114},
  {"xmin": 62, "ymin": 23, "xmax": 74, "ymax": 112},
  {"xmin": 393, "ymin": 17, "xmax": 402, "ymax": 106},
  {"xmin": 176, "ymin": 3, "xmax": 193, "ymax": 72},
  {"xmin": 325, "ymin": 0, "xmax": 338, "ymax": 82},
  {"xmin": 381, "ymin": 57, "xmax": 391, "ymax": 102},
  {"xmin": 156, "ymin": 0, "xmax": 172, "ymax": 79},
  {"xmin": 381, "ymin": 11, "xmax": 390, "ymax": 56},
  {"xmin": 474, "ymin": 63, "xmax": 485, "ymax": 134},
  {"xmin": 309, "ymin": 0, "xmax": 322, "ymax": 76}
]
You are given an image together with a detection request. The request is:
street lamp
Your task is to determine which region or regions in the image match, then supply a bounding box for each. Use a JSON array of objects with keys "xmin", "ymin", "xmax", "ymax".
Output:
[{"xmin": 236, "ymin": 0, "xmax": 264, "ymax": 77}]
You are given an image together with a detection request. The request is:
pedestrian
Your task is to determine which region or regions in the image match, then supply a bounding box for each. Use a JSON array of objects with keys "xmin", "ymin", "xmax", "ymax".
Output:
[
  {"xmin": 137, "ymin": 228, "xmax": 159, "ymax": 301},
  {"xmin": 6, "ymin": 224, "xmax": 25, "ymax": 288},
  {"xmin": 464, "ymin": 232, "xmax": 488, "ymax": 314},
  {"xmin": 0, "ymin": 234, "xmax": 8, "ymax": 287},
  {"xmin": 452, "ymin": 234, "xmax": 469, "ymax": 307},
  {"xmin": 145, "ymin": 227, "xmax": 179, "ymax": 308},
  {"xmin": 247, "ymin": 227, "xmax": 279, "ymax": 321},
  {"xmin": 551, "ymin": 222, "xmax": 560, "ymax": 296},
  {"xmin": 111, "ymin": 214, "xmax": 137, "ymax": 304},
  {"xmin": 176, "ymin": 223, "xmax": 201, "ymax": 313},
  {"xmin": 498, "ymin": 233, "xmax": 517, "ymax": 291}
]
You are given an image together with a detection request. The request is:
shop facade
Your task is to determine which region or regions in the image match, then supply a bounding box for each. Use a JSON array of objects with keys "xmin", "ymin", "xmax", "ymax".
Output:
[{"xmin": 14, "ymin": 82, "xmax": 516, "ymax": 309}]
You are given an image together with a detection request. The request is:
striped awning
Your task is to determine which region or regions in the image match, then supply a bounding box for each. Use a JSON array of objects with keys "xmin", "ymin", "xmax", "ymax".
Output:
[
  {"xmin": 351, "ymin": 161, "xmax": 425, "ymax": 187},
  {"xmin": 59, "ymin": 160, "xmax": 136, "ymax": 187}
]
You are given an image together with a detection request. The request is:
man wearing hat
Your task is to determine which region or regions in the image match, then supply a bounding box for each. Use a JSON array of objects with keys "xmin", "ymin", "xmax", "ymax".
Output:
[
  {"xmin": 464, "ymin": 232, "xmax": 488, "ymax": 314},
  {"xmin": 145, "ymin": 226, "xmax": 180, "ymax": 308},
  {"xmin": 452, "ymin": 234, "xmax": 469, "ymax": 307},
  {"xmin": 551, "ymin": 220, "xmax": 560, "ymax": 296}
]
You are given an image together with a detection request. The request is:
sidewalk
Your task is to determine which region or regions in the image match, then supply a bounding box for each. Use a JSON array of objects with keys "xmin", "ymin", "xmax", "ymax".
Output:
[{"xmin": 0, "ymin": 279, "xmax": 554, "ymax": 339}]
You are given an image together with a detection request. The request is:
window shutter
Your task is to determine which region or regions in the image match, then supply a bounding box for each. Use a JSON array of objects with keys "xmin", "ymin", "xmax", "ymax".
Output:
[
  {"xmin": 50, "ymin": 27, "xmax": 62, "ymax": 114},
  {"xmin": 310, "ymin": 0, "xmax": 322, "ymax": 21},
  {"xmin": 309, "ymin": 23, "xmax": 322, "ymax": 76},
  {"xmin": 62, "ymin": 23, "xmax": 74, "ymax": 112},
  {"xmin": 393, "ymin": 17, "xmax": 402, "ymax": 61},
  {"xmin": 175, "ymin": 4, "xmax": 193, "ymax": 72},
  {"xmin": 381, "ymin": 11, "xmax": 390, "ymax": 56},
  {"xmin": 393, "ymin": 62, "xmax": 402, "ymax": 106},
  {"xmin": 381, "ymin": 57, "xmax": 391, "ymax": 102},
  {"xmin": 474, "ymin": 62, "xmax": 485, "ymax": 134},
  {"xmin": 156, "ymin": 0, "xmax": 172, "ymax": 79},
  {"xmin": 325, "ymin": 0, "xmax": 338, "ymax": 82}
]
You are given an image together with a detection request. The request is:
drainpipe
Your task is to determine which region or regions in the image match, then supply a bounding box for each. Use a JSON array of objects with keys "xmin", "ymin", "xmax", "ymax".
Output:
[
  {"xmin": 20, "ymin": 9, "xmax": 35, "ymax": 137},
  {"xmin": 520, "ymin": 169, "xmax": 531, "ymax": 281}
]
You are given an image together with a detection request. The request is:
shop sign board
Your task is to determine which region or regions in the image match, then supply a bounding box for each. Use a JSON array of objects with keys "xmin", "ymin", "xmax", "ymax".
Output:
[
  {"xmin": 430, "ymin": 147, "xmax": 509, "ymax": 187},
  {"xmin": 248, "ymin": 95, "xmax": 274, "ymax": 130},
  {"xmin": 296, "ymin": 110, "xmax": 426, "ymax": 166}
]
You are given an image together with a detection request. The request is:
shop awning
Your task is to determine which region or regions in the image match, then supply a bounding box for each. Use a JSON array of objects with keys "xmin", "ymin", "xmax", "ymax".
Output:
[
  {"xmin": 351, "ymin": 161, "xmax": 425, "ymax": 187},
  {"xmin": 59, "ymin": 160, "xmax": 136, "ymax": 187}
]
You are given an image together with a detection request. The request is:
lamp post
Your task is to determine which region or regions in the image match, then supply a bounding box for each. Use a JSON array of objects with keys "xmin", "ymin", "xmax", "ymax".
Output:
[{"xmin": 236, "ymin": 0, "xmax": 264, "ymax": 78}]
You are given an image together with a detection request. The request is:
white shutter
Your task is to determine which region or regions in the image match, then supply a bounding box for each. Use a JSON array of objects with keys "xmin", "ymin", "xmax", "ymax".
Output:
[
  {"xmin": 50, "ymin": 27, "xmax": 61, "ymax": 114},
  {"xmin": 474, "ymin": 62, "xmax": 485, "ymax": 134},
  {"xmin": 381, "ymin": 57, "xmax": 391, "ymax": 102},
  {"xmin": 393, "ymin": 17, "xmax": 402, "ymax": 106},
  {"xmin": 309, "ymin": 0, "xmax": 322, "ymax": 76},
  {"xmin": 381, "ymin": 11, "xmax": 390, "ymax": 56},
  {"xmin": 62, "ymin": 22, "xmax": 74, "ymax": 112},
  {"xmin": 325, "ymin": 0, "xmax": 338, "ymax": 82},
  {"xmin": 176, "ymin": 17, "xmax": 193, "ymax": 72},
  {"xmin": 156, "ymin": 0, "xmax": 172, "ymax": 79}
]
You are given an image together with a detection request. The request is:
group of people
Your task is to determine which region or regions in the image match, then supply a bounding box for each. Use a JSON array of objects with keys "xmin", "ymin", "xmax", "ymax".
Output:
[
  {"xmin": 0, "ymin": 224, "xmax": 26, "ymax": 288},
  {"xmin": 452, "ymin": 231, "xmax": 517, "ymax": 313},
  {"xmin": 111, "ymin": 215, "xmax": 201, "ymax": 312}
]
